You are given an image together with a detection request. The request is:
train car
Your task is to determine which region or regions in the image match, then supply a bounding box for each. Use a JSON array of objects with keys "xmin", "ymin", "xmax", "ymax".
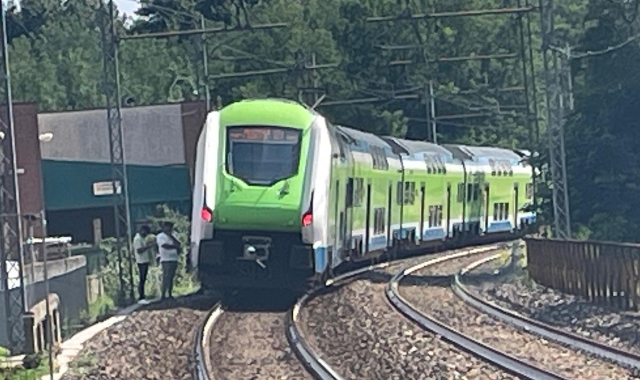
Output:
[
  {"xmin": 190, "ymin": 98, "xmax": 536, "ymax": 292},
  {"xmin": 443, "ymin": 145, "xmax": 536, "ymax": 235}
]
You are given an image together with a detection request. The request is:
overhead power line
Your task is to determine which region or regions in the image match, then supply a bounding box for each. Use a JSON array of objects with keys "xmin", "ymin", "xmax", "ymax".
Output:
[
  {"xmin": 367, "ymin": 6, "xmax": 536, "ymax": 23},
  {"xmin": 121, "ymin": 22, "xmax": 288, "ymax": 40},
  {"xmin": 550, "ymin": 31, "xmax": 640, "ymax": 59}
]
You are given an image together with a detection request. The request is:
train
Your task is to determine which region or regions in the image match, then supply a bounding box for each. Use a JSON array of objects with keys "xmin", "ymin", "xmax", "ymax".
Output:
[{"xmin": 189, "ymin": 98, "xmax": 537, "ymax": 293}]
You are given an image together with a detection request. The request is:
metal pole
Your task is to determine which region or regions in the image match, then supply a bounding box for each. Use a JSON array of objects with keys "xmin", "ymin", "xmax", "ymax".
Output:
[
  {"xmin": 0, "ymin": 0, "xmax": 27, "ymax": 353},
  {"xmin": 200, "ymin": 15, "xmax": 211, "ymax": 111},
  {"xmin": 424, "ymin": 84, "xmax": 431, "ymax": 142},
  {"xmin": 40, "ymin": 212, "xmax": 53, "ymax": 380},
  {"xmin": 516, "ymin": 0, "xmax": 533, "ymax": 149},
  {"xmin": 311, "ymin": 52, "xmax": 319, "ymax": 105},
  {"xmin": 429, "ymin": 81, "xmax": 437, "ymax": 144}
]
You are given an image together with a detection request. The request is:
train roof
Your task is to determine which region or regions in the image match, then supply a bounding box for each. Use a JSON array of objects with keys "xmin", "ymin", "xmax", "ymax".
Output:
[
  {"xmin": 443, "ymin": 144, "xmax": 524, "ymax": 165},
  {"xmin": 336, "ymin": 125, "xmax": 395, "ymax": 156},
  {"xmin": 382, "ymin": 137, "xmax": 455, "ymax": 163}
]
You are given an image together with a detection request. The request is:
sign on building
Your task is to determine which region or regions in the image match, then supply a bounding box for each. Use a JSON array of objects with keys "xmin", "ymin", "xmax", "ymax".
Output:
[{"xmin": 92, "ymin": 181, "xmax": 122, "ymax": 196}]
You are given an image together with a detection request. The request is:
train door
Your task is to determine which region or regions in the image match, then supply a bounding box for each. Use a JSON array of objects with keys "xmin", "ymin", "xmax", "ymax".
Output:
[
  {"xmin": 334, "ymin": 180, "xmax": 341, "ymax": 254},
  {"xmin": 387, "ymin": 182, "xmax": 392, "ymax": 248},
  {"xmin": 364, "ymin": 181, "xmax": 372, "ymax": 253},
  {"xmin": 483, "ymin": 184, "xmax": 491, "ymax": 234},
  {"xmin": 419, "ymin": 182, "xmax": 426, "ymax": 243},
  {"xmin": 513, "ymin": 183, "xmax": 519, "ymax": 232},
  {"xmin": 446, "ymin": 183, "xmax": 452, "ymax": 238}
]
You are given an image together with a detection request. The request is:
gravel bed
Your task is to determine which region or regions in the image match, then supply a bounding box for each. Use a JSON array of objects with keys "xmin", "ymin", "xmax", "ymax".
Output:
[
  {"xmin": 400, "ymin": 252, "xmax": 640, "ymax": 380},
  {"xmin": 297, "ymin": 249, "xmax": 519, "ymax": 380},
  {"xmin": 208, "ymin": 310, "xmax": 311, "ymax": 380},
  {"xmin": 62, "ymin": 294, "xmax": 218, "ymax": 380},
  {"xmin": 465, "ymin": 253, "xmax": 640, "ymax": 357}
]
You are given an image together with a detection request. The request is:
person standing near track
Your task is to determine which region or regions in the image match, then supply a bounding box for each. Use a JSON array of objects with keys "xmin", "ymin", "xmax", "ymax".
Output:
[
  {"xmin": 156, "ymin": 221, "xmax": 181, "ymax": 300},
  {"xmin": 133, "ymin": 225, "xmax": 155, "ymax": 303}
]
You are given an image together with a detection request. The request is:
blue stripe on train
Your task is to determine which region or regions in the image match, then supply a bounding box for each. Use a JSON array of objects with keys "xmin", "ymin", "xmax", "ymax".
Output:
[{"xmin": 314, "ymin": 246, "xmax": 327, "ymax": 273}]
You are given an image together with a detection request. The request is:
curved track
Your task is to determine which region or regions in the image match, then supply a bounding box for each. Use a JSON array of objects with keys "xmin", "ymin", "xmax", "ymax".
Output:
[
  {"xmin": 194, "ymin": 240, "xmax": 516, "ymax": 379},
  {"xmin": 454, "ymin": 253, "xmax": 640, "ymax": 369},
  {"xmin": 387, "ymin": 248, "xmax": 569, "ymax": 380}
]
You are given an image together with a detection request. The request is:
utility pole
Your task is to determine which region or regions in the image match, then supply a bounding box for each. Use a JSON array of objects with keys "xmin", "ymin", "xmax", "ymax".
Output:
[
  {"xmin": 369, "ymin": 5, "xmax": 539, "ymax": 146},
  {"xmin": 428, "ymin": 81, "xmax": 436, "ymax": 144},
  {"xmin": 100, "ymin": 3, "xmax": 287, "ymax": 303},
  {"xmin": 201, "ymin": 15, "xmax": 211, "ymax": 111},
  {"xmin": 100, "ymin": 0, "xmax": 133, "ymax": 306},
  {"xmin": 0, "ymin": 1, "xmax": 28, "ymax": 354},
  {"xmin": 540, "ymin": 0, "xmax": 572, "ymax": 239}
]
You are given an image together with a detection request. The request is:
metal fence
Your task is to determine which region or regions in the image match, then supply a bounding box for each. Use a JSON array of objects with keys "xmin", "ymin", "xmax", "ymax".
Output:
[{"xmin": 526, "ymin": 237, "xmax": 640, "ymax": 310}]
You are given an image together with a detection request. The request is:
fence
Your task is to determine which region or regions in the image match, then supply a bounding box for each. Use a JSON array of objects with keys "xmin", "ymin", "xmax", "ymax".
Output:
[{"xmin": 526, "ymin": 237, "xmax": 640, "ymax": 310}]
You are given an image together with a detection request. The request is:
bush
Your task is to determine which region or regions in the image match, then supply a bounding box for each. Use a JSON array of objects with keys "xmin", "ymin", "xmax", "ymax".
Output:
[{"xmin": 98, "ymin": 204, "xmax": 198, "ymax": 306}]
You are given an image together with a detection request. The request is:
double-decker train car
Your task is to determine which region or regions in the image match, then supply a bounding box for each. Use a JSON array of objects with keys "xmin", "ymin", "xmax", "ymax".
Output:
[{"xmin": 190, "ymin": 98, "xmax": 536, "ymax": 292}]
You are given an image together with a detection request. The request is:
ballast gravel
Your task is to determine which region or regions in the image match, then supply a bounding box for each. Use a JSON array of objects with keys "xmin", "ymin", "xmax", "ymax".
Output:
[
  {"xmin": 466, "ymin": 255, "xmax": 640, "ymax": 356},
  {"xmin": 62, "ymin": 294, "xmax": 218, "ymax": 380},
  {"xmin": 400, "ymin": 253, "xmax": 640, "ymax": 380},
  {"xmin": 208, "ymin": 310, "xmax": 312, "ymax": 380},
  {"xmin": 297, "ymin": 252, "xmax": 519, "ymax": 380}
]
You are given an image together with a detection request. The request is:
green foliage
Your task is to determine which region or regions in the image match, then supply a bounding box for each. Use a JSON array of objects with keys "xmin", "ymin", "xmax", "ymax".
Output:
[{"xmin": 9, "ymin": 0, "xmax": 640, "ymax": 242}]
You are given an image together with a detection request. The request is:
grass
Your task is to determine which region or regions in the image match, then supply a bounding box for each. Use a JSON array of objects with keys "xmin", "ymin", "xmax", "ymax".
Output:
[{"xmin": 0, "ymin": 349, "xmax": 58, "ymax": 380}]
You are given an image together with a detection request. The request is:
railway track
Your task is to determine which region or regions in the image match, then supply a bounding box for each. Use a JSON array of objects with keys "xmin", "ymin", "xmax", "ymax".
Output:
[
  {"xmin": 454, "ymin": 253, "xmax": 640, "ymax": 370},
  {"xmin": 194, "ymin": 242, "xmax": 512, "ymax": 380},
  {"xmin": 391, "ymin": 247, "xmax": 640, "ymax": 380}
]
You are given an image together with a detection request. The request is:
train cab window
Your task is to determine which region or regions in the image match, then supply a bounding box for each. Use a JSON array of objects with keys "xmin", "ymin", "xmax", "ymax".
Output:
[
  {"xmin": 374, "ymin": 208, "xmax": 386, "ymax": 234},
  {"xmin": 226, "ymin": 126, "xmax": 301, "ymax": 186}
]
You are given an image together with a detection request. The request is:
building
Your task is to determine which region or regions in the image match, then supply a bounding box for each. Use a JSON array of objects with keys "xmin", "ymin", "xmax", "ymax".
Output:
[{"xmin": 37, "ymin": 101, "xmax": 207, "ymax": 243}]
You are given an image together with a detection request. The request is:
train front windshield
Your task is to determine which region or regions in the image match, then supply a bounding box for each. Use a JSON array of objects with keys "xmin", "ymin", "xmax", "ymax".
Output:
[{"xmin": 226, "ymin": 126, "xmax": 302, "ymax": 186}]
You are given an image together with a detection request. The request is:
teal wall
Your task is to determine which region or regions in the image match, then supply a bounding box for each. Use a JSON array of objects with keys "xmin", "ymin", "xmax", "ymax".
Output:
[{"xmin": 42, "ymin": 160, "xmax": 192, "ymax": 211}]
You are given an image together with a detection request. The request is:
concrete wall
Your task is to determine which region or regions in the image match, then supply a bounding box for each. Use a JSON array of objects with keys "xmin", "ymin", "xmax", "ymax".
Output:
[
  {"xmin": 0, "ymin": 256, "xmax": 87, "ymax": 349},
  {"xmin": 38, "ymin": 104, "xmax": 186, "ymax": 166}
]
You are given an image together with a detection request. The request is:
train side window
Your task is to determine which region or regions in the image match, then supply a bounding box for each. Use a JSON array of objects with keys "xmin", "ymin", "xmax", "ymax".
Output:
[
  {"xmin": 396, "ymin": 182, "xmax": 404, "ymax": 205},
  {"xmin": 339, "ymin": 211, "xmax": 345, "ymax": 240},
  {"xmin": 404, "ymin": 182, "xmax": 416, "ymax": 205},
  {"xmin": 346, "ymin": 178, "xmax": 354, "ymax": 208},
  {"xmin": 428, "ymin": 205, "xmax": 443, "ymax": 227},
  {"xmin": 457, "ymin": 183, "xmax": 465, "ymax": 203},
  {"xmin": 504, "ymin": 203, "xmax": 509, "ymax": 220},
  {"xmin": 353, "ymin": 178, "xmax": 364, "ymax": 207},
  {"xmin": 493, "ymin": 203, "xmax": 498, "ymax": 221},
  {"xmin": 374, "ymin": 208, "xmax": 386, "ymax": 234},
  {"xmin": 473, "ymin": 184, "xmax": 480, "ymax": 201}
]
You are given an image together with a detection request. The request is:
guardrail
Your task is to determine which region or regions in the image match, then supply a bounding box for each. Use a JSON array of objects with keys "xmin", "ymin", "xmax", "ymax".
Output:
[{"xmin": 525, "ymin": 237, "xmax": 640, "ymax": 310}]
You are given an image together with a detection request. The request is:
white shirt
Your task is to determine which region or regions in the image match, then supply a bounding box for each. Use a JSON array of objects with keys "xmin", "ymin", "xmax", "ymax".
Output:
[
  {"xmin": 156, "ymin": 232, "xmax": 179, "ymax": 262},
  {"xmin": 133, "ymin": 233, "xmax": 150, "ymax": 264}
]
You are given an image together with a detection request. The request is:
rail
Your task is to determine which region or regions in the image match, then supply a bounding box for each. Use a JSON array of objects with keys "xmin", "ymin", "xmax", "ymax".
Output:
[
  {"xmin": 525, "ymin": 237, "xmax": 640, "ymax": 310},
  {"xmin": 454, "ymin": 253, "xmax": 640, "ymax": 369},
  {"xmin": 387, "ymin": 247, "xmax": 567, "ymax": 380}
]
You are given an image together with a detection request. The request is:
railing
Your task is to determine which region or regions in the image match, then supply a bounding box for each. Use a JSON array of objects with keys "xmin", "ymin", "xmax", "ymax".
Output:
[{"xmin": 525, "ymin": 237, "xmax": 640, "ymax": 310}]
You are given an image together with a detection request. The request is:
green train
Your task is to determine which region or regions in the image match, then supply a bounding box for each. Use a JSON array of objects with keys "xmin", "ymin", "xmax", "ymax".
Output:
[{"xmin": 189, "ymin": 98, "xmax": 536, "ymax": 291}]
